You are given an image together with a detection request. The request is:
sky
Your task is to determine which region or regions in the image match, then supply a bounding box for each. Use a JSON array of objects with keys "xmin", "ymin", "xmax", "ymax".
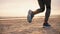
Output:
[{"xmin": 0, "ymin": 0, "xmax": 60, "ymax": 17}]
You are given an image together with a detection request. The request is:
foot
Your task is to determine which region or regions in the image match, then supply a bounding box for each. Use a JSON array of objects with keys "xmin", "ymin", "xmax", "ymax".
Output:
[
  {"xmin": 27, "ymin": 10, "xmax": 34, "ymax": 23},
  {"xmin": 43, "ymin": 22, "xmax": 51, "ymax": 28}
]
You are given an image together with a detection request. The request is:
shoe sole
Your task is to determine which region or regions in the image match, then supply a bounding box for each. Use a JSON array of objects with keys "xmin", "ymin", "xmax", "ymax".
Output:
[{"xmin": 27, "ymin": 10, "xmax": 32, "ymax": 23}]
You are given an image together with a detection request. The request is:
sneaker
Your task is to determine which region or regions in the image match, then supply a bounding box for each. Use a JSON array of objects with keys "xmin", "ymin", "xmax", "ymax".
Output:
[
  {"xmin": 43, "ymin": 23, "xmax": 51, "ymax": 28},
  {"xmin": 27, "ymin": 10, "xmax": 34, "ymax": 23}
]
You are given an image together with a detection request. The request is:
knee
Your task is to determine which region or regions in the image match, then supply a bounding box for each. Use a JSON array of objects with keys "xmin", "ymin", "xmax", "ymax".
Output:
[
  {"xmin": 41, "ymin": 8, "xmax": 45, "ymax": 11},
  {"xmin": 46, "ymin": 6, "xmax": 51, "ymax": 10}
]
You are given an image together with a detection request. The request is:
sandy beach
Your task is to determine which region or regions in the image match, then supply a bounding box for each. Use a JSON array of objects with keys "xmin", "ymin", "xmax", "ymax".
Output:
[{"xmin": 0, "ymin": 15, "xmax": 60, "ymax": 34}]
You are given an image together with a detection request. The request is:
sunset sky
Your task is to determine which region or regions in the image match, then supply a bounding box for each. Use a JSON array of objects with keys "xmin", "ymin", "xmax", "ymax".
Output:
[{"xmin": 0, "ymin": 0, "xmax": 60, "ymax": 17}]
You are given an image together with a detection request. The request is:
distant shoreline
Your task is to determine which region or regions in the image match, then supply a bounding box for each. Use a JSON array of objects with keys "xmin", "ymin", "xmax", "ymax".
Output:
[{"xmin": 0, "ymin": 15, "xmax": 60, "ymax": 19}]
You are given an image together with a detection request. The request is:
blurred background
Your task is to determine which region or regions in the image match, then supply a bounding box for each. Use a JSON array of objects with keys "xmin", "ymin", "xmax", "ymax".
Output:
[
  {"xmin": 0, "ymin": 0, "xmax": 60, "ymax": 17},
  {"xmin": 0, "ymin": 0, "xmax": 60, "ymax": 34}
]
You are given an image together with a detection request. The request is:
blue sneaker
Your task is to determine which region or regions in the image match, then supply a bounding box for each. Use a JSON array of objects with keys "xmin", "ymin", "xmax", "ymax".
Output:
[
  {"xmin": 43, "ymin": 23, "xmax": 51, "ymax": 28},
  {"xmin": 27, "ymin": 10, "xmax": 34, "ymax": 23}
]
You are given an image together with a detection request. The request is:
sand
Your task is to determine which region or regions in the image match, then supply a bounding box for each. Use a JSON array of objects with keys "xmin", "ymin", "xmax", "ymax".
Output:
[{"xmin": 0, "ymin": 15, "xmax": 60, "ymax": 34}]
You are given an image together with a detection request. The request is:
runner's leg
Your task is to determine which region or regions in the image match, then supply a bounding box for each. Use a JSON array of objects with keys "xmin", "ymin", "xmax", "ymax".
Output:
[
  {"xmin": 33, "ymin": 0, "xmax": 45, "ymax": 15},
  {"xmin": 44, "ymin": 0, "xmax": 51, "ymax": 23}
]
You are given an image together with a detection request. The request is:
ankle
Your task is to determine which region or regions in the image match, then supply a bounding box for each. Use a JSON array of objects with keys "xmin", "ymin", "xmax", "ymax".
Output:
[{"xmin": 32, "ymin": 11, "xmax": 35, "ymax": 15}]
